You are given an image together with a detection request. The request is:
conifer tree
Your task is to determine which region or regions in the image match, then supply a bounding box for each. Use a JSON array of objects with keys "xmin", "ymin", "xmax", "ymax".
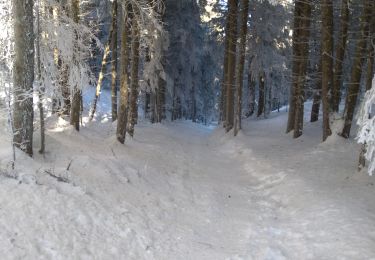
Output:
[
  {"xmin": 225, "ymin": 0, "xmax": 239, "ymax": 132},
  {"xmin": 234, "ymin": 0, "xmax": 250, "ymax": 136},
  {"xmin": 321, "ymin": 0, "xmax": 333, "ymax": 141},
  {"xmin": 331, "ymin": 0, "xmax": 349, "ymax": 112},
  {"xmin": 287, "ymin": 0, "xmax": 312, "ymax": 138},
  {"xmin": 341, "ymin": 0, "xmax": 372, "ymax": 138},
  {"xmin": 116, "ymin": 4, "xmax": 131, "ymax": 144},
  {"xmin": 70, "ymin": 0, "xmax": 81, "ymax": 131},
  {"xmin": 128, "ymin": 17, "xmax": 140, "ymax": 138},
  {"xmin": 13, "ymin": 0, "xmax": 34, "ymax": 156},
  {"xmin": 111, "ymin": 0, "xmax": 119, "ymax": 122}
]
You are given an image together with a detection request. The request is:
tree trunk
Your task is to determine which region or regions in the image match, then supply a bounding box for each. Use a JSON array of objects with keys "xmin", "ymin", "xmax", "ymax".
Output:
[
  {"xmin": 341, "ymin": 0, "xmax": 372, "ymax": 138},
  {"xmin": 156, "ymin": 75, "xmax": 166, "ymax": 123},
  {"xmin": 257, "ymin": 73, "xmax": 265, "ymax": 117},
  {"xmin": 321, "ymin": 0, "xmax": 333, "ymax": 141},
  {"xmin": 246, "ymin": 58, "xmax": 255, "ymax": 117},
  {"xmin": 365, "ymin": 9, "xmax": 375, "ymax": 91},
  {"xmin": 192, "ymin": 80, "xmax": 197, "ymax": 123},
  {"xmin": 286, "ymin": 0, "xmax": 302, "ymax": 133},
  {"xmin": 36, "ymin": 0, "xmax": 45, "ymax": 154},
  {"xmin": 225, "ymin": 0, "xmax": 239, "ymax": 132},
  {"xmin": 171, "ymin": 81, "xmax": 177, "ymax": 121},
  {"xmin": 332, "ymin": 0, "xmax": 349, "ymax": 112},
  {"xmin": 293, "ymin": 0, "xmax": 312, "ymax": 138},
  {"xmin": 111, "ymin": 0, "xmax": 119, "ymax": 121},
  {"xmin": 310, "ymin": 85, "xmax": 321, "ymax": 122},
  {"xmin": 234, "ymin": 0, "xmax": 249, "ymax": 136},
  {"xmin": 311, "ymin": 58, "xmax": 322, "ymax": 122},
  {"xmin": 116, "ymin": 7, "xmax": 131, "ymax": 144},
  {"xmin": 150, "ymin": 92, "xmax": 156, "ymax": 123},
  {"xmin": 70, "ymin": 0, "xmax": 81, "ymax": 131},
  {"xmin": 90, "ymin": 1, "xmax": 117, "ymax": 121},
  {"xmin": 127, "ymin": 19, "xmax": 140, "ymax": 138},
  {"xmin": 13, "ymin": 0, "xmax": 34, "ymax": 156},
  {"xmin": 220, "ymin": 13, "xmax": 230, "ymax": 125},
  {"xmin": 56, "ymin": 2, "xmax": 70, "ymax": 116}
]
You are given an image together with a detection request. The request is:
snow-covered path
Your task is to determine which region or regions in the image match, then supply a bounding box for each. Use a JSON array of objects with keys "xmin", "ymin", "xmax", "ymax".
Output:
[{"xmin": 1, "ymin": 112, "xmax": 375, "ymax": 259}]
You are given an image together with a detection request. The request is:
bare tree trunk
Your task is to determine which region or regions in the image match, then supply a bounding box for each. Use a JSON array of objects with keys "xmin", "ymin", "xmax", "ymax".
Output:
[
  {"xmin": 70, "ymin": 0, "xmax": 81, "ymax": 131},
  {"xmin": 13, "ymin": 0, "xmax": 34, "ymax": 156},
  {"xmin": 111, "ymin": 0, "xmax": 118, "ymax": 121},
  {"xmin": 293, "ymin": 0, "xmax": 312, "ymax": 138},
  {"xmin": 365, "ymin": 10, "xmax": 375, "ymax": 91},
  {"xmin": 225, "ymin": 0, "xmax": 239, "ymax": 132},
  {"xmin": 36, "ymin": 0, "xmax": 45, "ymax": 154},
  {"xmin": 116, "ymin": 6, "xmax": 131, "ymax": 144},
  {"xmin": 90, "ymin": 1, "xmax": 117, "ymax": 121},
  {"xmin": 150, "ymin": 92, "xmax": 156, "ymax": 123},
  {"xmin": 246, "ymin": 57, "xmax": 255, "ymax": 117},
  {"xmin": 257, "ymin": 73, "xmax": 265, "ymax": 117},
  {"xmin": 156, "ymin": 76, "xmax": 165, "ymax": 123},
  {"xmin": 341, "ymin": 0, "xmax": 372, "ymax": 138},
  {"xmin": 332, "ymin": 0, "xmax": 349, "ymax": 112},
  {"xmin": 171, "ymin": 81, "xmax": 176, "ymax": 121},
  {"xmin": 310, "ymin": 90, "xmax": 322, "ymax": 123},
  {"xmin": 128, "ymin": 19, "xmax": 140, "ymax": 138},
  {"xmin": 192, "ymin": 79, "xmax": 197, "ymax": 123},
  {"xmin": 220, "ymin": 16, "xmax": 230, "ymax": 125},
  {"xmin": 311, "ymin": 59, "xmax": 322, "ymax": 122},
  {"xmin": 266, "ymin": 81, "xmax": 272, "ymax": 118},
  {"xmin": 321, "ymin": 0, "xmax": 333, "ymax": 141},
  {"xmin": 286, "ymin": 1, "xmax": 302, "ymax": 133},
  {"xmin": 234, "ymin": 0, "xmax": 249, "ymax": 136}
]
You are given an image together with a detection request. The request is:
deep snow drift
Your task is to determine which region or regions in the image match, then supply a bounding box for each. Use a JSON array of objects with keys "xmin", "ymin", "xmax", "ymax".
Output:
[{"xmin": 0, "ymin": 106, "xmax": 375, "ymax": 259}]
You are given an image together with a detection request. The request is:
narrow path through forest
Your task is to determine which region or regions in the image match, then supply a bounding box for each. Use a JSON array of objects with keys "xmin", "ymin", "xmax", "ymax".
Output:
[{"xmin": 1, "ymin": 113, "xmax": 375, "ymax": 259}]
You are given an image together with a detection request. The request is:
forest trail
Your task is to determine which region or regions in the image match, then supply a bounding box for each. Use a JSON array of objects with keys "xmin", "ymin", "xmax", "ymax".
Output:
[{"xmin": 1, "ymin": 111, "xmax": 375, "ymax": 259}]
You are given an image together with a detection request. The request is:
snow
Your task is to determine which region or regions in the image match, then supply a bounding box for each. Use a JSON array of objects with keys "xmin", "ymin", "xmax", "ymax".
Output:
[{"xmin": 1, "ymin": 101, "xmax": 375, "ymax": 259}]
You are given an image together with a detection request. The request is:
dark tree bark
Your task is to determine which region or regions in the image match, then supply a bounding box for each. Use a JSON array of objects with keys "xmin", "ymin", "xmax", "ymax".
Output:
[
  {"xmin": 287, "ymin": 0, "xmax": 302, "ymax": 133},
  {"xmin": 220, "ymin": 20, "xmax": 230, "ymax": 125},
  {"xmin": 225, "ymin": 0, "xmax": 239, "ymax": 132},
  {"xmin": 234, "ymin": 0, "xmax": 250, "ymax": 136},
  {"xmin": 311, "ymin": 59, "xmax": 322, "ymax": 122},
  {"xmin": 192, "ymin": 78, "xmax": 197, "ymax": 123},
  {"xmin": 36, "ymin": 1, "xmax": 45, "ymax": 154},
  {"xmin": 111, "ymin": 0, "xmax": 119, "ymax": 121},
  {"xmin": 116, "ymin": 6, "xmax": 131, "ymax": 144},
  {"xmin": 332, "ymin": 0, "xmax": 349, "ymax": 112},
  {"xmin": 341, "ymin": 0, "xmax": 372, "ymax": 138},
  {"xmin": 287, "ymin": 0, "xmax": 312, "ymax": 138},
  {"xmin": 246, "ymin": 69, "xmax": 256, "ymax": 117},
  {"xmin": 365, "ymin": 8, "xmax": 375, "ymax": 91},
  {"xmin": 128, "ymin": 19, "xmax": 140, "ymax": 138},
  {"xmin": 257, "ymin": 73, "xmax": 265, "ymax": 117},
  {"xmin": 13, "ymin": 0, "xmax": 34, "ymax": 156},
  {"xmin": 321, "ymin": 0, "xmax": 333, "ymax": 141},
  {"xmin": 156, "ymin": 75, "xmax": 166, "ymax": 123},
  {"xmin": 293, "ymin": 0, "xmax": 312, "ymax": 138},
  {"xmin": 70, "ymin": 0, "xmax": 81, "ymax": 131}
]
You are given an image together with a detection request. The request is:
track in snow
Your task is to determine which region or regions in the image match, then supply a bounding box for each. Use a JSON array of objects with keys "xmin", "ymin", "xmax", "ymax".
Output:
[{"xmin": 1, "ymin": 113, "xmax": 375, "ymax": 259}]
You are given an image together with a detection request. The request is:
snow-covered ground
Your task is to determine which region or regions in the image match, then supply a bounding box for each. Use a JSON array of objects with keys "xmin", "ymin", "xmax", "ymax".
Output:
[{"xmin": 0, "ymin": 103, "xmax": 375, "ymax": 259}]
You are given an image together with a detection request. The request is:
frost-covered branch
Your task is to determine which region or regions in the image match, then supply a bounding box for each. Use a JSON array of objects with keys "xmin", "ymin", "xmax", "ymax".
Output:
[{"xmin": 357, "ymin": 76, "xmax": 375, "ymax": 175}]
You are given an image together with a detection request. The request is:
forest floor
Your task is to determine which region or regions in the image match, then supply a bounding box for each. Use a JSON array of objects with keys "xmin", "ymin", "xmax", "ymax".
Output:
[{"xmin": 1, "ymin": 101, "xmax": 375, "ymax": 259}]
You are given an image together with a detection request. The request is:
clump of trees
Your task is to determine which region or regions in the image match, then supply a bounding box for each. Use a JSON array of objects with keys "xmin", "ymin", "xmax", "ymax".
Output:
[{"xmin": 1, "ymin": 0, "xmax": 375, "ymax": 173}]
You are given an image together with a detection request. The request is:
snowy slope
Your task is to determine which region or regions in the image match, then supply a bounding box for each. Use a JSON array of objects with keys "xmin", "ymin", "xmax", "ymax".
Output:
[{"xmin": 0, "ymin": 107, "xmax": 375, "ymax": 259}]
